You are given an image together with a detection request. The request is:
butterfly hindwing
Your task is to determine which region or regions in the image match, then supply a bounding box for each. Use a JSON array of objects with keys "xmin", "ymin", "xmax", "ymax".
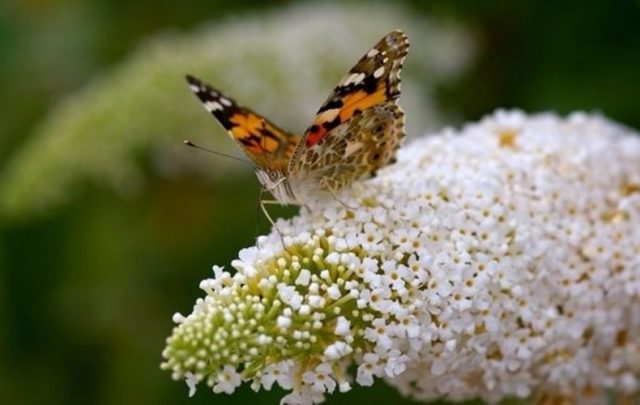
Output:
[
  {"xmin": 292, "ymin": 101, "xmax": 405, "ymax": 199},
  {"xmin": 186, "ymin": 74, "xmax": 299, "ymax": 171}
]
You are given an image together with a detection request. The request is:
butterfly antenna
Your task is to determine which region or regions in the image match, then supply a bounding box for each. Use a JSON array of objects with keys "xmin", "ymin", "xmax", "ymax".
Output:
[{"xmin": 183, "ymin": 140, "xmax": 253, "ymax": 166}]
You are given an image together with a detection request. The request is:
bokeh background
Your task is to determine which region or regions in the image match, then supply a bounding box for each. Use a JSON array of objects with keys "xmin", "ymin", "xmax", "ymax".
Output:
[{"xmin": 1, "ymin": 1, "xmax": 638, "ymax": 404}]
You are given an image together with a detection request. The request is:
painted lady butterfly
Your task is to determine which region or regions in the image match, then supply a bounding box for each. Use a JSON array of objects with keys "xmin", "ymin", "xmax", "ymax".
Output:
[{"xmin": 186, "ymin": 30, "xmax": 408, "ymax": 205}]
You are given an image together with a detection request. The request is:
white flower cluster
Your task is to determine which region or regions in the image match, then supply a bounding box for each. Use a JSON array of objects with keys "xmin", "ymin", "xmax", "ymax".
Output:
[{"xmin": 162, "ymin": 111, "xmax": 640, "ymax": 404}]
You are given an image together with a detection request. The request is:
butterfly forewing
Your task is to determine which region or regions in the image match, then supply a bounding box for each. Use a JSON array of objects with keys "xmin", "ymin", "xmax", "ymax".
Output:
[
  {"xmin": 186, "ymin": 75, "xmax": 299, "ymax": 171},
  {"xmin": 288, "ymin": 30, "xmax": 409, "ymax": 195}
]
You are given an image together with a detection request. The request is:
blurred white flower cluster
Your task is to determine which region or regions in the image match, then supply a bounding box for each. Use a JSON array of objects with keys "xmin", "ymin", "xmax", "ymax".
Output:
[
  {"xmin": 162, "ymin": 110, "xmax": 640, "ymax": 404},
  {"xmin": 0, "ymin": 2, "xmax": 472, "ymax": 221}
]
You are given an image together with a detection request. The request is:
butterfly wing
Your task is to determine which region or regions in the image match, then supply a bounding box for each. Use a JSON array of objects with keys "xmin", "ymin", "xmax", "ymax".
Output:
[
  {"xmin": 289, "ymin": 30, "xmax": 409, "ymax": 192},
  {"xmin": 186, "ymin": 74, "xmax": 299, "ymax": 171}
]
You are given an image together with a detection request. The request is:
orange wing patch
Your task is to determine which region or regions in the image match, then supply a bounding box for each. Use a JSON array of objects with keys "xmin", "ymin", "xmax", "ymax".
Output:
[
  {"xmin": 229, "ymin": 112, "xmax": 263, "ymax": 138},
  {"xmin": 228, "ymin": 113, "xmax": 295, "ymax": 169},
  {"xmin": 305, "ymin": 85, "xmax": 387, "ymax": 147},
  {"xmin": 340, "ymin": 87, "xmax": 386, "ymax": 118}
]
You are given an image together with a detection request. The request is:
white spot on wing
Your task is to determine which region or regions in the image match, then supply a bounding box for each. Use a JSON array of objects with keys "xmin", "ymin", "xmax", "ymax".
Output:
[
  {"xmin": 317, "ymin": 108, "xmax": 340, "ymax": 122},
  {"xmin": 344, "ymin": 141, "xmax": 363, "ymax": 158},
  {"xmin": 373, "ymin": 66, "xmax": 385, "ymax": 78},
  {"xmin": 205, "ymin": 101, "xmax": 223, "ymax": 112},
  {"xmin": 367, "ymin": 48, "xmax": 379, "ymax": 58},
  {"xmin": 343, "ymin": 72, "xmax": 365, "ymax": 86},
  {"xmin": 219, "ymin": 97, "xmax": 232, "ymax": 107}
]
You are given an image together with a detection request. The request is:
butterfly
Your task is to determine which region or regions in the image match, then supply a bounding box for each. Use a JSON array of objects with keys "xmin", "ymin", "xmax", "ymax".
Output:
[{"xmin": 186, "ymin": 30, "xmax": 408, "ymax": 206}]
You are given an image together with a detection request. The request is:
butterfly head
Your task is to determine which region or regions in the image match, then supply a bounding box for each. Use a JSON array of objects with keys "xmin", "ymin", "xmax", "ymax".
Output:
[{"xmin": 255, "ymin": 168, "xmax": 297, "ymax": 204}]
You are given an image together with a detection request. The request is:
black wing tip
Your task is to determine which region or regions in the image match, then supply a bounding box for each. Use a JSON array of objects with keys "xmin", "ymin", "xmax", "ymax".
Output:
[
  {"xmin": 185, "ymin": 74, "xmax": 201, "ymax": 85},
  {"xmin": 386, "ymin": 29, "xmax": 407, "ymax": 41},
  {"xmin": 185, "ymin": 74, "xmax": 221, "ymax": 97}
]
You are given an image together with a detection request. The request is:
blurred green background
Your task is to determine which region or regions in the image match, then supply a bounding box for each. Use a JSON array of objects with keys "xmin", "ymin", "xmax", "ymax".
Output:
[{"xmin": 0, "ymin": 1, "xmax": 638, "ymax": 404}]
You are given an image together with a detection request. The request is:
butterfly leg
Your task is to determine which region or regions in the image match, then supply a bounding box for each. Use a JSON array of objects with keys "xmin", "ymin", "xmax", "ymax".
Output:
[
  {"xmin": 320, "ymin": 177, "xmax": 357, "ymax": 210},
  {"xmin": 255, "ymin": 188, "xmax": 285, "ymax": 246},
  {"xmin": 255, "ymin": 188, "xmax": 267, "ymax": 238},
  {"xmin": 259, "ymin": 198, "xmax": 287, "ymax": 246}
]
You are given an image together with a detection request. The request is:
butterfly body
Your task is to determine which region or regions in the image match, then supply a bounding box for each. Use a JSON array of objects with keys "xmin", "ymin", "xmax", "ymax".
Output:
[{"xmin": 187, "ymin": 30, "xmax": 409, "ymax": 205}]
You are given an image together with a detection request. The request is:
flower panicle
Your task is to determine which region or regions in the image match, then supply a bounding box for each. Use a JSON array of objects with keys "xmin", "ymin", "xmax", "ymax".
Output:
[{"xmin": 162, "ymin": 110, "xmax": 640, "ymax": 404}]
